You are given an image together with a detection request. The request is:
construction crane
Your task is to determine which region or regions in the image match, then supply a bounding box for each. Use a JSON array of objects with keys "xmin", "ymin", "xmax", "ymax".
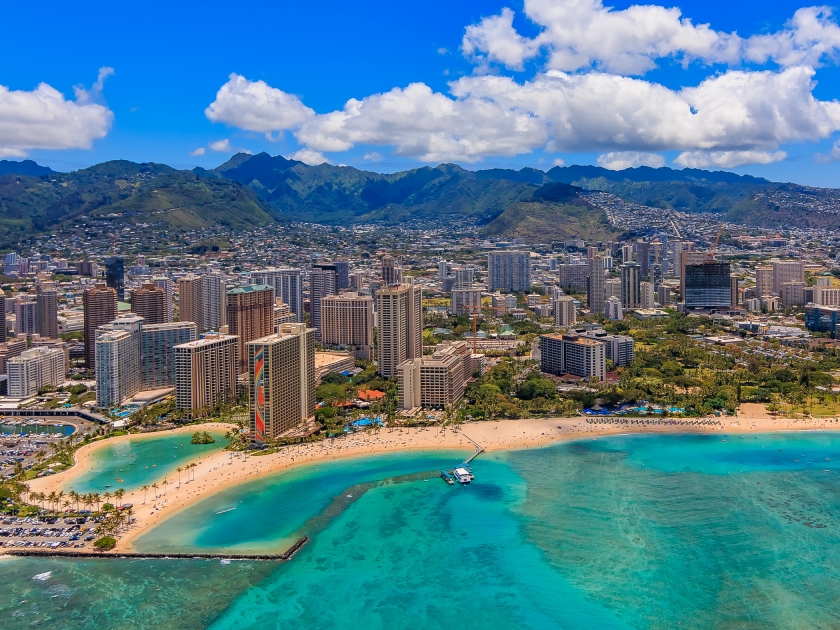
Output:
[{"xmin": 707, "ymin": 224, "xmax": 724, "ymax": 261}]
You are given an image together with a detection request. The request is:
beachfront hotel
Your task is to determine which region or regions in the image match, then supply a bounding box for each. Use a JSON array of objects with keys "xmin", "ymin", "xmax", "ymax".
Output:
[
  {"xmin": 227, "ymin": 284, "xmax": 275, "ymax": 375},
  {"xmin": 375, "ymin": 281, "xmax": 423, "ymax": 378},
  {"xmin": 540, "ymin": 333, "xmax": 606, "ymax": 381},
  {"xmin": 320, "ymin": 292, "xmax": 374, "ymax": 359},
  {"xmin": 397, "ymin": 341, "xmax": 479, "ymax": 410},
  {"xmin": 82, "ymin": 283, "xmax": 117, "ymax": 369},
  {"xmin": 174, "ymin": 333, "xmax": 239, "ymax": 416},
  {"xmin": 247, "ymin": 322, "xmax": 316, "ymax": 442}
]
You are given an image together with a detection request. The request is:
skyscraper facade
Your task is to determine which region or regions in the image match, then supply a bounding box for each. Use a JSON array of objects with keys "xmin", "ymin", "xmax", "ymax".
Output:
[
  {"xmin": 684, "ymin": 261, "xmax": 732, "ymax": 309},
  {"xmin": 175, "ymin": 333, "xmax": 239, "ymax": 416},
  {"xmin": 587, "ymin": 255, "xmax": 605, "ymax": 315},
  {"xmin": 334, "ymin": 260, "xmax": 350, "ymax": 290},
  {"xmin": 7, "ymin": 347, "xmax": 65, "ymax": 398},
  {"xmin": 14, "ymin": 298, "xmax": 37, "ymax": 336},
  {"xmin": 620, "ymin": 263, "xmax": 641, "ymax": 309},
  {"xmin": 83, "ymin": 283, "xmax": 117, "ymax": 368},
  {"xmin": 309, "ymin": 268, "xmax": 336, "ymax": 341},
  {"xmin": 375, "ymin": 282, "xmax": 423, "ymax": 378},
  {"xmin": 321, "ymin": 292, "xmax": 374, "ymax": 359},
  {"xmin": 252, "ymin": 268, "xmax": 303, "ymax": 322},
  {"xmin": 35, "ymin": 281, "xmax": 58, "ymax": 339},
  {"xmin": 554, "ymin": 295, "xmax": 577, "ymax": 327},
  {"xmin": 201, "ymin": 273, "xmax": 228, "ymax": 332},
  {"xmin": 140, "ymin": 321, "xmax": 197, "ymax": 389},
  {"xmin": 772, "ymin": 259, "xmax": 805, "ymax": 295},
  {"xmin": 381, "ymin": 255, "xmax": 397, "ymax": 286},
  {"xmin": 131, "ymin": 282, "xmax": 167, "ymax": 325},
  {"xmin": 94, "ymin": 316, "xmax": 142, "ymax": 408},
  {"xmin": 152, "ymin": 276, "xmax": 174, "ymax": 323},
  {"xmin": 177, "ymin": 276, "xmax": 202, "ymax": 326},
  {"xmin": 488, "ymin": 251, "xmax": 531, "ymax": 293},
  {"xmin": 248, "ymin": 323, "xmax": 315, "ymax": 442},
  {"xmin": 227, "ymin": 284, "xmax": 275, "ymax": 374},
  {"xmin": 104, "ymin": 256, "xmax": 125, "ymax": 301}
]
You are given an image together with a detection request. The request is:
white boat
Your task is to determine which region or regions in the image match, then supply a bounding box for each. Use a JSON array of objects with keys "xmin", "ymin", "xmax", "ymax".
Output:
[
  {"xmin": 452, "ymin": 467, "xmax": 472, "ymax": 485},
  {"xmin": 216, "ymin": 507, "xmax": 236, "ymax": 515}
]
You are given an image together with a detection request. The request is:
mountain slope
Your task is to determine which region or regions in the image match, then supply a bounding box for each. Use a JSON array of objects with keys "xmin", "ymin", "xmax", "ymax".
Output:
[
  {"xmin": 0, "ymin": 161, "xmax": 276, "ymax": 247},
  {"xmin": 0, "ymin": 160, "xmax": 54, "ymax": 177}
]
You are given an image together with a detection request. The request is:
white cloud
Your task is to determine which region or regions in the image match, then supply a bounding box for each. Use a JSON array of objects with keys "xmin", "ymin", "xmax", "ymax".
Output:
[
  {"xmin": 437, "ymin": 47, "xmax": 448, "ymax": 55},
  {"xmin": 205, "ymin": 6, "xmax": 840, "ymax": 168},
  {"xmin": 815, "ymin": 140, "xmax": 840, "ymax": 163},
  {"xmin": 363, "ymin": 152, "xmax": 383, "ymax": 162},
  {"xmin": 0, "ymin": 69, "xmax": 113, "ymax": 156},
  {"xmin": 552, "ymin": 157, "xmax": 565, "ymax": 166},
  {"xmin": 597, "ymin": 151, "xmax": 665, "ymax": 170},
  {"xmin": 462, "ymin": 2, "xmax": 840, "ymax": 75},
  {"xmin": 205, "ymin": 74, "xmax": 314, "ymax": 136},
  {"xmin": 209, "ymin": 138, "xmax": 232, "ymax": 152},
  {"xmin": 289, "ymin": 149, "xmax": 328, "ymax": 165},
  {"xmin": 190, "ymin": 147, "xmax": 206, "ymax": 156},
  {"xmin": 74, "ymin": 67, "xmax": 114, "ymax": 104},
  {"xmin": 675, "ymin": 150, "xmax": 787, "ymax": 168}
]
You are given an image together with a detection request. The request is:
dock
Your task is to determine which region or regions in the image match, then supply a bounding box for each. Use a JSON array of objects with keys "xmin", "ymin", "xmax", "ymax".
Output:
[
  {"xmin": 460, "ymin": 432, "xmax": 485, "ymax": 464},
  {"xmin": 1, "ymin": 536, "xmax": 308, "ymax": 561}
]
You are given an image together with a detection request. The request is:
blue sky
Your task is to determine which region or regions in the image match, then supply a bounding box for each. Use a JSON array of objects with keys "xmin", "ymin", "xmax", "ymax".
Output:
[{"xmin": 3, "ymin": 0, "xmax": 840, "ymax": 185}]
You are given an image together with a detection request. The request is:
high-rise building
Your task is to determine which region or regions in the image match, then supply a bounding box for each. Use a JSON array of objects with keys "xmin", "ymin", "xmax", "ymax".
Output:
[
  {"xmin": 131, "ymin": 282, "xmax": 167, "ymax": 325},
  {"xmin": 0, "ymin": 295, "xmax": 6, "ymax": 343},
  {"xmin": 320, "ymin": 292, "xmax": 374, "ymax": 359},
  {"xmin": 381, "ymin": 255, "xmax": 397, "ymax": 286},
  {"xmin": 640, "ymin": 281, "xmax": 655, "ymax": 309},
  {"xmin": 488, "ymin": 251, "xmax": 531, "ymax": 293},
  {"xmin": 350, "ymin": 272, "xmax": 365, "ymax": 291},
  {"xmin": 651, "ymin": 263, "xmax": 663, "ymax": 291},
  {"xmin": 438, "ymin": 260, "xmax": 448, "ymax": 281},
  {"xmin": 755, "ymin": 267, "xmax": 774, "ymax": 297},
  {"xmin": 605, "ymin": 278, "xmax": 621, "ymax": 299},
  {"xmin": 175, "ymin": 333, "xmax": 239, "ymax": 416},
  {"xmin": 780, "ymin": 281, "xmax": 806, "ymax": 307},
  {"xmin": 104, "ymin": 256, "xmax": 125, "ymax": 301},
  {"xmin": 83, "ymin": 283, "xmax": 117, "ymax": 368},
  {"xmin": 580, "ymin": 330, "xmax": 635, "ymax": 367},
  {"xmin": 587, "ymin": 255, "xmax": 605, "ymax": 314},
  {"xmin": 450, "ymin": 287, "xmax": 483, "ymax": 316},
  {"xmin": 334, "ymin": 260, "xmax": 350, "ymax": 290},
  {"xmin": 77, "ymin": 259, "xmax": 97, "ymax": 277},
  {"xmin": 650, "ymin": 241, "xmax": 665, "ymax": 275},
  {"xmin": 554, "ymin": 296, "xmax": 576, "ymax": 327},
  {"xmin": 540, "ymin": 333, "xmax": 605, "ymax": 381},
  {"xmin": 7, "ymin": 347, "xmax": 65, "ymax": 398},
  {"xmin": 152, "ymin": 276, "xmax": 174, "ymax": 323},
  {"xmin": 94, "ymin": 316, "xmax": 142, "ymax": 408},
  {"xmin": 636, "ymin": 242, "xmax": 650, "ymax": 278},
  {"xmin": 606, "ymin": 296, "xmax": 623, "ymax": 320},
  {"xmin": 658, "ymin": 286, "xmax": 671, "ymax": 306},
  {"xmin": 731, "ymin": 274, "xmax": 740, "ymax": 307},
  {"xmin": 680, "ymin": 252, "xmax": 707, "ymax": 300},
  {"xmin": 201, "ymin": 274, "xmax": 227, "ymax": 332},
  {"xmin": 398, "ymin": 342, "xmax": 474, "ymax": 410},
  {"xmin": 454, "ymin": 268, "xmax": 475, "ymax": 289},
  {"xmin": 177, "ymin": 276, "xmax": 203, "ymax": 326},
  {"xmin": 35, "ymin": 281, "xmax": 58, "ymax": 339},
  {"xmin": 309, "ymin": 268, "xmax": 336, "ymax": 341},
  {"xmin": 620, "ymin": 245, "xmax": 633, "ymax": 264},
  {"xmin": 140, "ymin": 321, "xmax": 197, "ymax": 389},
  {"xmin": 14, "ymin": 298, "xmax": 37, "ymax": 337},
  {"xmin": 375, "ymin": 282, "xmax": 423, "ymax": 378},
  {"xmin": 252, "ymin": 268, "xmax": 303, "ymax": 322},
  {"xmin": 248, "ymin": 322, "xmax": 315, "ymax": 442},
  {"xmin": 772, "ymin": 259, "xmax": 805, "ymax": 295},
  {"xmin": 620, "ymin": 263, "xmax": 641, "ymax": 309},
  {"xmin": 227, "ymin": 285, "xmax": 275, "ymax": 374},
  {"xmin": 683, "ymin": 261, "xmax": 732, "ymax": 310}
]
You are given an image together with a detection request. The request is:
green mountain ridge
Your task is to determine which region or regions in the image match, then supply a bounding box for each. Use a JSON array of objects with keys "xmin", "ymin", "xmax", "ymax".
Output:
[{"xmin": 0, "ymin": 154, "xmax": 835, "ymax": 250}]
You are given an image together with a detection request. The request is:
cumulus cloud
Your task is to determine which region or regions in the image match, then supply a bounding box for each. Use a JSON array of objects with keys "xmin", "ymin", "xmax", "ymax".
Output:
[
  {"xmin": 209, "ymin": 138, "xmax": 232, "ymax": 152},
  {"xmin": 675, "ymin": 150, "xmax": 787, "ymax": 168},
  {"xmin": 552, "ymin": 157, "xmax": 565, "ymax": 167},
  {"xmin": 205, "ymin": 74, "xmax": 314, "ymax": 136},
  {"xmin": 462, "ymin": 1, "xmax": 840, "ymax": 74},
  {"xmin": 363, "ymin": 152, "xmax": 383, "ymax": 162},
  {"xmin": 205, "ymin": 5, "xmax": 840, "ymax": 168},
  {"xmin": 289, "ymin": 149, "xmax": 328, "ymax": 165},
  {"xmin": 0, "ymin": 69, "xmax": 114, "ymax": 156},
  {"xmin": 597, "ymin": 151, "xmax": 665, "ymax": 170},
  {"xmin": 815, "ymin": 140, "xmax": 840, "ymax": 163},
  {"xmin": 189, "ymin": 147, "xmax": 206, "ymax": 156}
]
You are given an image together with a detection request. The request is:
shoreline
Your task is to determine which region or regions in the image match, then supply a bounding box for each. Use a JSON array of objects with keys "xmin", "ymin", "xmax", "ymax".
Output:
[{"xmin": 17, "ymin": 406, "xmax": 840, "ymax": 555}]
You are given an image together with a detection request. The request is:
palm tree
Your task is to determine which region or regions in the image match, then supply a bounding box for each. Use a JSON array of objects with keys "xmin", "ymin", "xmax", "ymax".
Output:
[
  {"xmin": 92, "ymin": 492, "xmax": 101, "ymax": 512},
  {"xmin": 141, "ymin": 484, "xmax": 150, "ymax": 504},
  {"xmin": 62, "ymin": 500, "xmax": 71, "ymax": 513},
  {"xmin": 48, "ymin": 491, "xmax": 58, "ymax": 515},
  {"xmin": 115, "ymin": 488, "xmax": 125, "ymax": 507},
  {"xmin": 176, "ymin": 467, "xmax": 182, "ymax": 488},
  {"xmin": 69, "ymin": 490, "xmax": 79, "ymax": 512},
  {"xmin": 103, "ymin": 491, "xmax": 113, "ymax": 508},
  {"xmin": 162, "ymin": 478, "xmax": 168, "ymax": 496},
  {"xmin": 151, "ymin": 483, "xmax": 159, "ymax": 499},
  {"xmin": 57, "ymin": 491, "xmax": 65, "ymax": 513}
]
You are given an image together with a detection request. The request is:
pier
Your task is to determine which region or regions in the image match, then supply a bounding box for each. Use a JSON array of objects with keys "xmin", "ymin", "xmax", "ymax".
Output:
[
  {"xmin": 2, "ymin": 536, "xmax": 308, "ymax": 561},
  {"xmin": 460, "ymin": 432, "xmax": 485, "ymax": 464}
]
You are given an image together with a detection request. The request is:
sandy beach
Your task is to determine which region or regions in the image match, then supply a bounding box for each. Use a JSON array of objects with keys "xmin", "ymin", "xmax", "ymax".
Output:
[{"xmin": 22, "ymin": 405, "xmax": 840, "ymax": 553}]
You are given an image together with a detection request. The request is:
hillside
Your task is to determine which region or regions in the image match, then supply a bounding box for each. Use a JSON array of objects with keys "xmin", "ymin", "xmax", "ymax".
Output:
[
  {"xmin": 0, "ymin": 161, "xmax": 276, "ymax": 247},
  {"xmin": 0, "ymin": 160, "xmax": 54, "ymax": 177}
]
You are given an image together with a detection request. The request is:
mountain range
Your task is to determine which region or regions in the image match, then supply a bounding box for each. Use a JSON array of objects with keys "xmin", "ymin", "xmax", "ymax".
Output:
[{"xmin": 0, "ymin": 153, "xmax": 836, "ymax": 250}]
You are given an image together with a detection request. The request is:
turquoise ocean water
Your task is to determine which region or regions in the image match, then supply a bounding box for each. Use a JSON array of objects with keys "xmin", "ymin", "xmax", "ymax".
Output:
[
  {"xmin": 4, "ymin": 432, "xmax": 840, "ymax": 629},
  {"xmin": 67, "ymin": 431, "xmax": 227, "ymax": 496}
]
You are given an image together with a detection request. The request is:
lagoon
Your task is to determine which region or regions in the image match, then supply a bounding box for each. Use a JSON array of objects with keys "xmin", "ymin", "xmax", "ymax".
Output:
[{"xmin": 4, "ymin": 432, "xmax": 840, "ymax": 629}]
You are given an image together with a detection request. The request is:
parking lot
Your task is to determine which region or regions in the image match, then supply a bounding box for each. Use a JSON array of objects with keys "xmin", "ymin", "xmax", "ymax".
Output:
[{"xmin": 0, "ymin": 516, "xmax": 100, "ymax": 550}]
